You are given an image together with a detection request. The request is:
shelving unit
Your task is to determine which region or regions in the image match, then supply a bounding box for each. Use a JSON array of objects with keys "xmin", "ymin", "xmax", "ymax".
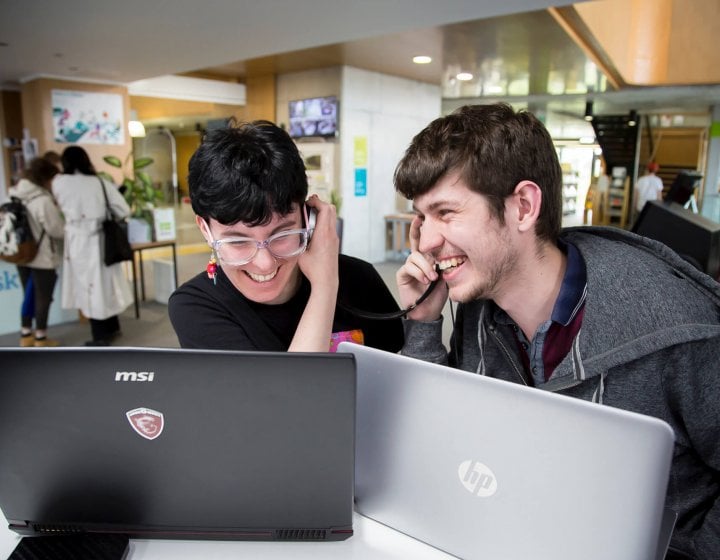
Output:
[
  {"xmin": 561, "ymin": 165, "xmax": 579, "ymax": 216},
  {"xmin": 1, "ymin": 91, "xmax": 25, "ymax": 187},
  {"xmin": 604, "ymin": 167, "xmax": 630, "ymax": 228},
  {"xmin": 4, "ymin": 144, "xmax": 24, "ymax": 185}
]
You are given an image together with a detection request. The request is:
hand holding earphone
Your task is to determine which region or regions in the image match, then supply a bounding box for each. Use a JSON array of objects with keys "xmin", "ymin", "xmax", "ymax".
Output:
[
  {"xmin": 298, "ymin": 195, "xmax": 339, "ymax": 291},
  {"xmin": 395, "ymin": 215, "xmax": 449, "ymax": 321}
]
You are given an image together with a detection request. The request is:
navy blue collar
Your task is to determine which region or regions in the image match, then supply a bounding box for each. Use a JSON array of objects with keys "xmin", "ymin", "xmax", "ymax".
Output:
[{"xmin": 551, "ymin": 240, "xmax": 587, "ymax": 326}]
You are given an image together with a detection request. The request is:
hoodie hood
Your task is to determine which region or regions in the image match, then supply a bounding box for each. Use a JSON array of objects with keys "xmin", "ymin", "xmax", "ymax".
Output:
[
  {"xmin": 550, "ymin": 226, "xmax": 720, "ymax": 385},
  {"xmin": 10, "ymin": 178, "xmax": 46, "ymax": 201}
]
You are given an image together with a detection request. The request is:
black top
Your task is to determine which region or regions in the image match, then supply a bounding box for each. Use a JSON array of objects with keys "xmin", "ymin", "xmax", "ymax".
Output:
[{"xmin": 169, "ymin": 254, "xmax": 404, "ymax": 353}]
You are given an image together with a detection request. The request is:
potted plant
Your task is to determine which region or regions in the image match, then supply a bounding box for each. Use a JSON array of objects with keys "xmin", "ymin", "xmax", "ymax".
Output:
[{"xmin": 100, "ymin": 153, "xmax": 163, "ymax": 242}]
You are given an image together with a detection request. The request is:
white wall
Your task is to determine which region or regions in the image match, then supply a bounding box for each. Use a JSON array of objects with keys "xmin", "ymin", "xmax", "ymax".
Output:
[{"xmin": 339, "ymin": 67, "xmax": 440, "ymax": 263}]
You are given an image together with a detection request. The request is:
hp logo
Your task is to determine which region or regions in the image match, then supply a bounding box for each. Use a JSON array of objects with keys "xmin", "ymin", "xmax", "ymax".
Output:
[{"xmin": 458, "ymin": 460, "xmax": 498, "ymax": 497}]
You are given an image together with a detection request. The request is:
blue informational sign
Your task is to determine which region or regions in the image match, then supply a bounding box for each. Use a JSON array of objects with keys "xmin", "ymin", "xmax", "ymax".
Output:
[{"xmin": 354, "ymin": 168, "xmax": 367, "ymax": 197}]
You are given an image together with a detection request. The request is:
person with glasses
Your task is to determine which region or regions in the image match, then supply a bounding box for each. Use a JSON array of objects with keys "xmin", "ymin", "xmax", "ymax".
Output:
[{"xmin": 168, "ymin": 120, "xmax": 404, "ymax": 353}]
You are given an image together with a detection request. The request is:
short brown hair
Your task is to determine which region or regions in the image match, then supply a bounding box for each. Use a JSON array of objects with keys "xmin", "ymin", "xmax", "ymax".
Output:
[
  {"xmin": 394, "ymin": 103, "xmax": 563, "ymax": 242},
  {"xmin": 26, "ymin": 157, "xmax": 60, "ymax": 187}
]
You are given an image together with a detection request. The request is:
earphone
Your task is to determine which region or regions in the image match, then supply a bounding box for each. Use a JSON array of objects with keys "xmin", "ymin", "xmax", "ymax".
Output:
[
  {"xmin": 304, "ymin": 204, "xmax": 317, "ymax": 242},
  {"xmin": 302, "ymin": 202, "xmax": 439, "ymax": 320},
  {"xmin": 338, "ymin": 267, "xmax": 442, "ymax": 320}
]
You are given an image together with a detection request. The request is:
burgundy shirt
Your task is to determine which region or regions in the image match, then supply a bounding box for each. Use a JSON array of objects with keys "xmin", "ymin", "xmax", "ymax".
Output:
[{"xmin": 500, "ymin": 241, "xmax": 587, "ymax": 386}]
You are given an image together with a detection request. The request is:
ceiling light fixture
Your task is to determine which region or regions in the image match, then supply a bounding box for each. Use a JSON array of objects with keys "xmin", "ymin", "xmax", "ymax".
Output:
[
  {"xmin": 456, "ymin": 72, "xmax": 473, "ymax": 81},
  {"xmin": 128, "ymin": 120, "xmax": 146, "ymax": 138},
  {"xmin": 128, "ymin": 110, "xmax": 146, "ymax": 138},
  {"xmin": 412, "ymin": 55, "xmax": 432, "ymax": 64},
  {"xmin": 584, "ymin": 100, "xmax": 594, "ymax": 122}
]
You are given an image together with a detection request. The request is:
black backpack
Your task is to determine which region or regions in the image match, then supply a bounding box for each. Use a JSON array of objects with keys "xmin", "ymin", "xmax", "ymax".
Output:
[{"xmin": 0, "ymin": 196, "xmax": 45, "ymax": 265}]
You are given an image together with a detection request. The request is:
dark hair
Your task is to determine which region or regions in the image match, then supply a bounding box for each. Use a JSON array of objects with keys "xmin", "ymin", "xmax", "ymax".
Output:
[
  {"xmin": 394, "ymin": 103, "xmax": 563, "ymax": 242},
  {"xmin": 26, "ymin": 157, "xmax": 60, "ymax": 186},
  {"xmin": 188, "ymin": 120, "xmax": 308, "ymax": 226},
  {"xmin": 61, "ymin": 146, "xmax": 96, "ymax": 175}
]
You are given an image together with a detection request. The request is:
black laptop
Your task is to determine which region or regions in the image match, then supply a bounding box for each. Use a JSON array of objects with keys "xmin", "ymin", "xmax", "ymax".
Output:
[{"xmin": 0, "ymin": 347, "xmax": 356, "ymax": 541}]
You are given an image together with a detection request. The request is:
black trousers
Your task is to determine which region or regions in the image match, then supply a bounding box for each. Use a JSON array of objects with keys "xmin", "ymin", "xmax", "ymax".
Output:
[
  {"xmin": 17, "ymin": 266, "xmax": 58, "ymax": 331},
  {"xmin": 89, "ymin": 316, "xmax": 121, "ymax": 342}
]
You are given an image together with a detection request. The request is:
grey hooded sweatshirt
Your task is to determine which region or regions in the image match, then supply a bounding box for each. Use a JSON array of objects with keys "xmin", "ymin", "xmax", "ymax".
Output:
[{"xmin": 402, "ymin": 226, "xmax": 720, "ymax": 560}]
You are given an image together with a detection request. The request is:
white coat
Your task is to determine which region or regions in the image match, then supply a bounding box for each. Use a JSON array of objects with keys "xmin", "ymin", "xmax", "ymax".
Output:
[{"xmin": 52, "ymin": 172, "xmax": 133, "ymax": 320}]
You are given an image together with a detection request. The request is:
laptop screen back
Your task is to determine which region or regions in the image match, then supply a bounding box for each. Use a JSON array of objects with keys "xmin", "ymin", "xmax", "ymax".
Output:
[
  {"xmin": 339, "ymin": 342, "xmax": 674, "ymax": 560},
  {"xmin": 0, "ymin": 347, "xmax": 356, "ymax": 541}
]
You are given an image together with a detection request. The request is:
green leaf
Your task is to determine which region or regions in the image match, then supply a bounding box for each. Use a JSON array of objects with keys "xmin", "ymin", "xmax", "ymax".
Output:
[
  {"xmin": 103, "ymin": 155, "xmax": 122, "ymax": 168},
  {"xmin": 137, "ymin": 171, "xmax": 152, "ymax": 188},
  {"xmin": 134, "ymin": 157, "xmax": 154, "ymax": 170},
  {"xmin": 97, "ymin": 171, "xmax": 114, "ymax": 182}
]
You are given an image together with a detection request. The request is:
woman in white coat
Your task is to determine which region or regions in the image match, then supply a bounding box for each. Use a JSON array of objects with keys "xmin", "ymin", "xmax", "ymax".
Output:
[{"xmin": 53, "ymin": 146, "xmax": 133, "ymax": 345}]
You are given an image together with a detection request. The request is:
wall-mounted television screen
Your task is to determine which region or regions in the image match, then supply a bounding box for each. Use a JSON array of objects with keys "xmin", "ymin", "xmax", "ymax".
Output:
[{"xmin": 288, "ymin": 96, "xmax": 338, "ymax": 139}]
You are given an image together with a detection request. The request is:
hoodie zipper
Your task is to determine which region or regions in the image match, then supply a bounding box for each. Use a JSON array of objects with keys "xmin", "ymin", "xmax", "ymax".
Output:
[{"xmin": 487, "ymin": 325, "xmax": 531, "ymax": 386}]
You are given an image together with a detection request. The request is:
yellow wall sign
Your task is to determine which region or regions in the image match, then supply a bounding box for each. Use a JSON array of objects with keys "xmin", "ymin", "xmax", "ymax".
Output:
[{"xmin": 354, "ymin": 137, "xmax": 368, "ymax": 167}]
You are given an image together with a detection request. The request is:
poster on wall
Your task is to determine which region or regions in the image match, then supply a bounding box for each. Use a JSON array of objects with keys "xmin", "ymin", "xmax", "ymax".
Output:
[{"xmin": 52, "ymin": 89, "xmax": 124, "ymax": 145}]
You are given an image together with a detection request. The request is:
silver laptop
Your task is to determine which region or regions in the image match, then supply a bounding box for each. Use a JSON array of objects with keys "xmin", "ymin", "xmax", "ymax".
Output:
[
  {"xmin": 0, "ymin": 347, "xmax": 356, "ymax": 541},
  {"xmin": 338, "ymin": 342, "xmax": 675, "ymax": 560}
]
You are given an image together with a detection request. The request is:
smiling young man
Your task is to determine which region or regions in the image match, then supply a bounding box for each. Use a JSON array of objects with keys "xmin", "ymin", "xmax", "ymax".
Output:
[
  {"xmin": 168, "ymin": 121, "xmax": 403, "ymax": 353},
  {"xmin": 394, "ymin": 103, "xmax": 720, "ymax": 559}
]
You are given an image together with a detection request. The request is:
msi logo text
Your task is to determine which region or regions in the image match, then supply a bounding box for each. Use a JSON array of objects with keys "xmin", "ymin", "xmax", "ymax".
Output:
[
  {"xmin": 458, "ymin": 460, "xmax": 498, "ymax": 498},
  {"xmin": 115, "ymin": 371, "xmax": 155, "ymax": 382}
]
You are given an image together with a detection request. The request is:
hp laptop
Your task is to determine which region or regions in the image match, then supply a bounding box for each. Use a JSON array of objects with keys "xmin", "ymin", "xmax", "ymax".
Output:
[
  {"xmin": 0, "ymin": 347, "xmax": 356, "ymax": 541},
  {"xmin": 338, "ymin": 342, "xmax": 675, "ymax": 560}
]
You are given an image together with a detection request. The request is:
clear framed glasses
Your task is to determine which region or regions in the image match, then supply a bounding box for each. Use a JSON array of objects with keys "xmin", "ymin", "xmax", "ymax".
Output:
[{"xmin": 211, "ymin": 229, "xmax": 309, "ymax": 266}]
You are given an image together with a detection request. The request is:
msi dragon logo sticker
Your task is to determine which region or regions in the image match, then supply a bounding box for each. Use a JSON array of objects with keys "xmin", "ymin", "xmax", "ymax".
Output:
[{"xmin": 126, "ymin": 407, "xmax": 164, "ymax": 440}]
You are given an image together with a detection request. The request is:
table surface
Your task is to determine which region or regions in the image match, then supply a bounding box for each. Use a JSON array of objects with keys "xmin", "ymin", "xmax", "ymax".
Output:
[{"xmin": 0, "ymin": 512, "xmax": 455, "ymax": 559}]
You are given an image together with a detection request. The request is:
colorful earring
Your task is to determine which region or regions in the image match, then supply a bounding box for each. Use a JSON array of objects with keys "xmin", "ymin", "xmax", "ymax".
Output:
[{"xmin": 206, "ymin": 254, "xmax": 218, "ymax": 285}]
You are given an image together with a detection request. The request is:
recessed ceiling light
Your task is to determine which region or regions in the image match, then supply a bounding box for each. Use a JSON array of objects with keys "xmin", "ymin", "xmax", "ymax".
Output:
[
  {"xmin": 412, "ymin": 55, "xmax": 432, "ymax": 64},
  {"xmin": 456, "ymin": 72, "xmax": 473, "ymax": 81}
]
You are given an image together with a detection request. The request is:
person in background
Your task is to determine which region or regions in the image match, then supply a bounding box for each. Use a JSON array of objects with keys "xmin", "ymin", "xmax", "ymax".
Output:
[
  {"xmin": 634, "ymin": 161, "xmax": 664, "ymax": 216},
  {"xmin": 394, "ymin": 103, "xmax": 720, "ymax": 559},
  {"xmin": 9, "ymin": 157, "xmax": 65, "ymax": 347},
  {"xmin": 169, "ymin": 120, "xmax": 404, "ymax": 353},
  {"xmin": 42, "ymin": 150, "xmax": 63, "ymax": 172},
  {"xmin": 52, "ymin": 146, "xmax": 133, "ymax": 346}
]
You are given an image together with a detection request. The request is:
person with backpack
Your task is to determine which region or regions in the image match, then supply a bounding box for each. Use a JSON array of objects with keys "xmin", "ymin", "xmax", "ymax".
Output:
[
  {"xmin": 52, "ymin": 146, "xmax": 133, "ymax": 346},
  {"xmin": 8, "ymin": 157, "xmax": 65, "ymax": 347}
]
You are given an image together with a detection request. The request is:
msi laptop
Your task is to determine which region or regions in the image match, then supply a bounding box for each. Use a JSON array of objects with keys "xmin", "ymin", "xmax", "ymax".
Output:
[
  {"xmin": 0, "ymin": 347, "xmax": 356, "ymax": 541},
  {"xmin": 338, "ymin": 342, "xmax": 675, "ymax": 560}
]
